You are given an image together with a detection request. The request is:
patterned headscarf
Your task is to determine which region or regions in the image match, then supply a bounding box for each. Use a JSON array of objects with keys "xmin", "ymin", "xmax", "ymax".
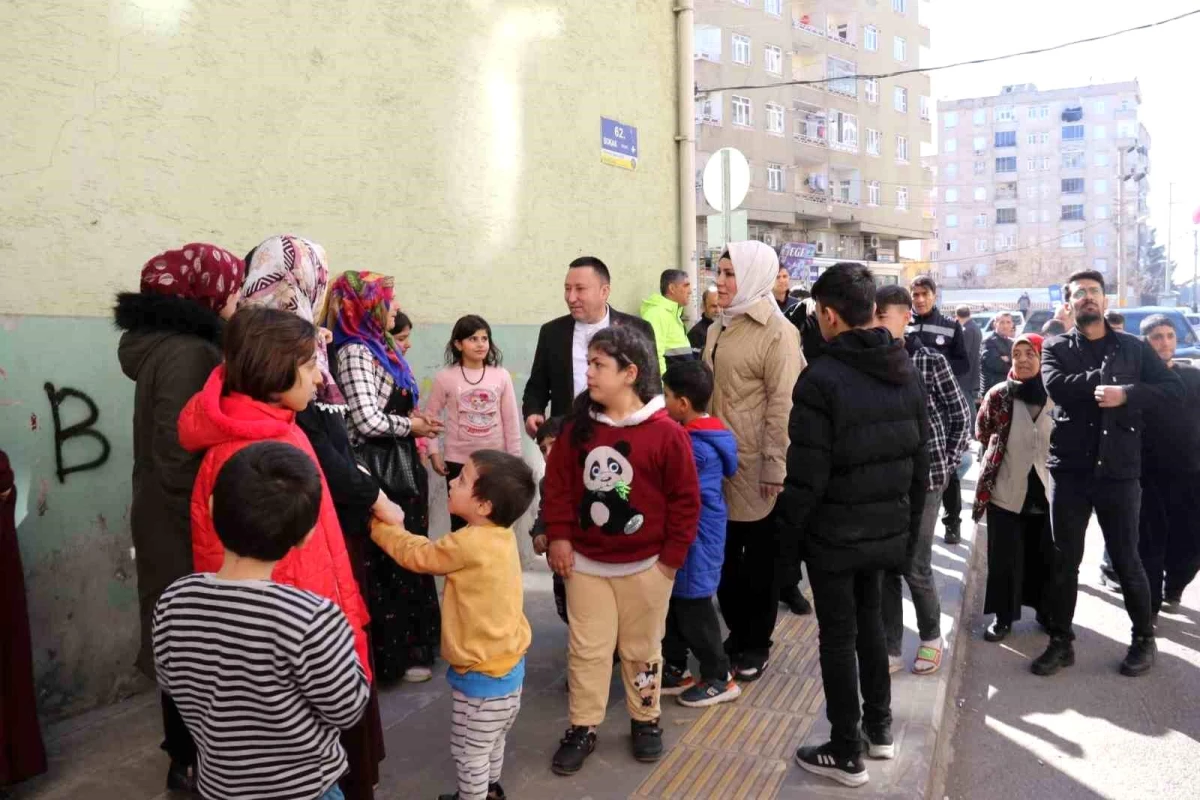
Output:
[
  {"xmin": 241, "ymin": 235, "xmax": 345, "ymax": 407},
  {"xmin": 328, "ymin": 271, "xmax": 419, "ymax": 403},
  {"xmin": 140, "ymin": 243, "xmax": 244, "ymax": 313}
]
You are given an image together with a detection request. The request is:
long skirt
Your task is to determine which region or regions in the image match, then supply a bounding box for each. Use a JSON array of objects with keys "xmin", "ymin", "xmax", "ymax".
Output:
[{"xmin": 984, "ymin": 503, "xmax": 1053, "ymax": 624}]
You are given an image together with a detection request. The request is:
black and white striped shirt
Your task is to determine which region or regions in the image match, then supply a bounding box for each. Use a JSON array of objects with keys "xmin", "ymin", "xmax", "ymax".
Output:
[{"xmin": 153, "ymin": 574, "xmax": 369, "ymax": 800}]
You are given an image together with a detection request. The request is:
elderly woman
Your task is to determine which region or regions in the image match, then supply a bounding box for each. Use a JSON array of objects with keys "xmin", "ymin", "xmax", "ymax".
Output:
[
  {"xmin": 973, "ymin": 333, "xmax": 1054, "ymax": 642},
  {"xmin": 704, "ymin": 241, "xmax": 805, "ymax": 681}
]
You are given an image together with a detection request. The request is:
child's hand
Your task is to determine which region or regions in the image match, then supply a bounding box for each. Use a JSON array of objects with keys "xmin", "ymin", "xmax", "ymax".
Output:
[
  {"xmin": 430, "ymin": 452, "xmax": 449, "ymax": 477},
  {"xmin": 532, "ymin": 534, "xmax": 549, "ymax": 555},
  {"xmin": 373, "ymin": 494, "xmax": 406, "ymax": 527},
  {"xmin": 548, "ymin": 540, "xmax": 575, "ymax": 579}
]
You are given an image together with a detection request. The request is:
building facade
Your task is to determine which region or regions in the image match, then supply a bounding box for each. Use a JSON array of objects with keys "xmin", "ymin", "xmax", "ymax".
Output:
[
  {"xmin": 0, "ymin": 0, "xmax": 682, "ymax": 720},
  {"xmin": 933, "ymin": 81, "xmax": 1151, "ymax": 297},
  {"xmin": 694, "ymin": 0, "xmax": 933, "ymax": 280}
]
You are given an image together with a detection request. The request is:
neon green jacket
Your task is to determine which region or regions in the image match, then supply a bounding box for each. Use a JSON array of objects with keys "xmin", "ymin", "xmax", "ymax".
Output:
[{"xmin": 639, "ymin": 293, "xmax": 693, "ymax": 374}]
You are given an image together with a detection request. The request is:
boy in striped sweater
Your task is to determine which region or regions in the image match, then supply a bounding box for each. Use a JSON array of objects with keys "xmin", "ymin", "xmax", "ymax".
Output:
[{"xmin": 152, "ymin": 442, "xmax": 370, "ymax": 800}]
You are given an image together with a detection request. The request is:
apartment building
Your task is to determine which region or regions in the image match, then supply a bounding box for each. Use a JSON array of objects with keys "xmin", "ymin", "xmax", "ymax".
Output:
[
  {"xmin": 694, "ymin": 0, "xmax": 933, "ymax": 279},
  {"xmin": 933, "ymin": 81, "xmax": 1151, "ymax": 296}
]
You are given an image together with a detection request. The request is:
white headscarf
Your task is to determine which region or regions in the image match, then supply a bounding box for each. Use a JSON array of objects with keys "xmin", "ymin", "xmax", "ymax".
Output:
[{"xmin": 719, "ymin": 240, "xmax": 788, "ymax": 323}]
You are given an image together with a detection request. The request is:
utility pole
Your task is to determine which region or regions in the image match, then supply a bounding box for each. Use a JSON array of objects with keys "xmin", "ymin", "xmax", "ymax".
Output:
[
  {"xmin": 1166, "ymin": 182, "xmax": 1174, "ymax": 297},
  {"xmin": 1117, "ymin": 147, "xmax": 1125, "ymax": 307}
]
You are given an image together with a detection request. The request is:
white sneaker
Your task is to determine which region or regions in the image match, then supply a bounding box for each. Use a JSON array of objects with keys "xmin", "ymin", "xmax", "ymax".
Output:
[{"xmin": 403, "ymin": 666, "xmax": 433, "ymax": 683}]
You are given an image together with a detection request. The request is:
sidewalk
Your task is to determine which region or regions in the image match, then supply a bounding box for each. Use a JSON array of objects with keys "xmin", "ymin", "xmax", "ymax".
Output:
[{"xmin": 12, "ymin": 500, "xmax": 981, "ymax": 800}]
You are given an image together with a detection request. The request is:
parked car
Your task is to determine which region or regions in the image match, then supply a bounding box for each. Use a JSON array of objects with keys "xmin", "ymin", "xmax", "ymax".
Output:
[
  {"xmin": 1118, "ymin": 307, "xmax": 1200, "ymax": 359},
  {"xmin": 1022, "ymin": 309, "xmax": 1054, "ymax": 334},
  {"xmin": 1185, "ymin": 312, "xmax": 1200, "ymax": 339}
]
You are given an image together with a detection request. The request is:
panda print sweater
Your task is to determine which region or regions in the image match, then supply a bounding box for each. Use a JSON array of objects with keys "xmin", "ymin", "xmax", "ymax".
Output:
[{"xmin": 543, "ymin": 396, "xmax": 701, "ymax": 571}]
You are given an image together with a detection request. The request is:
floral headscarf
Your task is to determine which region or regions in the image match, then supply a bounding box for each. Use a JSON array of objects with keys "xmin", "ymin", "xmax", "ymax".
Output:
[
  {"xmin": 140, "ymin": 243, "xmax": 244, "ymax": 313},
  {"xmin": 328, "ymin": 271, "xmax": 419, "ymax": 403},
  {"xmin": 241, "ymin": 235, "xmax": 345, "ymax": 408}
]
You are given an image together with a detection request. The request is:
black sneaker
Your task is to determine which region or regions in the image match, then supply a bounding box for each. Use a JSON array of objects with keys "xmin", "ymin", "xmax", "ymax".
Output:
[
  {"xmin": 631, "ymin": 718, "xmax": 664, "ymax": 762},
  {"xmin": 780, "ymin": 585, "xmax": 813, "ymax": 616},
  {"xmin": 1162, "ymin": 591, "xmax": 1183, "ymax": 609},
  {"xmin": 487, "ymin": 783, "xmax": 507, "ymax": 800},
  {"xmin": 166, "ymin": 760, "xmax": 198, "ymax": 794},
  {"xmin": 1099, "ymin": 571, "xmax": 1123, "ymax": 594},
  {"xmin": 1031, "ymin": 637, "xmax": 1075, "ymax": 676},
  {"xmin": 943, "ymin": 526, "xmax": 962, "ymax": 546},
  {"xmin": 795, "ymin": 742, "xmax": 869, "ymax": 788},
  {"xmin": 734, "ymin": 652, "xmax": 769, "ymax": 682},
  {"xmin": 551, "ymin": 726, "xmax": 596, "ymax": 775},
  {"xmin": 984, "ymin": 620, "xmax": 1011, "ymax": 642},
  {"xmin": 862, "ymin": 725, "xmax": 895, "ymax": 760},
  {"xmin": 1120, "ymin": 636, "xmax": 1156, "ymax": 677},
  {"xmin": 678, "ymin": 674, "xmax": 742, "ymax": 708},
  {"xmin": 661, "ymin": 663, "xmax": 696, "ymax": 696}
]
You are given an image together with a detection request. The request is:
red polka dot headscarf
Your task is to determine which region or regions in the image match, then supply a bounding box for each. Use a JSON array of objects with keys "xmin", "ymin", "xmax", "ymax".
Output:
[{"xmin": 139, "ymin": 243, "xmax": 245, "ymax": 313}]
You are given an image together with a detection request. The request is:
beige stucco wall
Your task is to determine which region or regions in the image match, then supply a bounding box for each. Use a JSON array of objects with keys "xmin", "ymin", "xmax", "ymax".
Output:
[{"xmin": 0, "ymin": 0, "xmax": 680, "ymax": 322}]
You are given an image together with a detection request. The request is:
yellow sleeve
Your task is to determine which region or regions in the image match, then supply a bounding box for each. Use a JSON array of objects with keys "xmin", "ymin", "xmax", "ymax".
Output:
[{"xmin": 369, "ymin": 522, "xmax": 468, "ymax": 575}]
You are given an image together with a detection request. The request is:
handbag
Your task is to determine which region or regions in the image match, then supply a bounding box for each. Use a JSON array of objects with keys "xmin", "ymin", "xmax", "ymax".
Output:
[{"xmin": 355, "ymin": 419, "xmax": 420, "ymax": 502}]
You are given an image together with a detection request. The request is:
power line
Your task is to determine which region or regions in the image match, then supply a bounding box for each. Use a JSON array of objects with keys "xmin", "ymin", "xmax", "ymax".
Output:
[
  {"xmin": 698, "ymin": 8, "xmax": 1200, "ymax": 94},
  {"xmin": 919, "ymin": 218, "xmax": 1113, "ymax": 265}
]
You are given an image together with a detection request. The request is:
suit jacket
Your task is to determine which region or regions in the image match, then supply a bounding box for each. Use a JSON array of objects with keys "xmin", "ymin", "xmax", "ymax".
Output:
[{"xmin": 521, "ymin": 309, "xmax": 657, "ymax": 420}]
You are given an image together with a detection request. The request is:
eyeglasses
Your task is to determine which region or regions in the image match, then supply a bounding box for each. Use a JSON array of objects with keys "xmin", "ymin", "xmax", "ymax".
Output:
[{"xmin": 1070, "ymin": 285, "xmax": 1103, "ymax": 300}]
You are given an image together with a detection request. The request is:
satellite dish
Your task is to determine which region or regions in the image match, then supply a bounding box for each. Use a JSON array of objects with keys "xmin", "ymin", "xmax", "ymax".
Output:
[{"xmin": 702, "ymin": 148, "xmax": 750, "ymax": 212}]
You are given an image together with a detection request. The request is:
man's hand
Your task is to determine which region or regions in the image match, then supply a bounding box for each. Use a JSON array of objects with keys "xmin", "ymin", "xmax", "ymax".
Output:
[
  {"xmin": 372, "ymin": 493, "xmax": 406, "ymax": 527},
  {"xmin": 532, "ymin": 534, "xmax": 549, "ymax": 556},
  {"xmin": 1095, "ymin": 385, "xmax": 1128, "ymax": 408},
  {"xmin": 526, "ymin": 414, "xmax": 546, "ymax": 439},
  {"xmin": 655, "ymin": 561, "xmax": 678, "ymax": 581},
  {"xmin": 548, "ymin": 539, "xmax": 575, "ymax": 579},
  {"xmin": 760, "ymin": 482, "xmax": 784, "ymax": 500}
]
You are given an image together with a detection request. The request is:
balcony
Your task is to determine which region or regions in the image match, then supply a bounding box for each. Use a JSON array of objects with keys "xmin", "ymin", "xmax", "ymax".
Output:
[
  {"xmin": 826, "ymin": 57, "xmax": 858, "ymax": 98},
  {"xmin": 793, "ymin": 104, "xmax": 828, "ymax": 149}
]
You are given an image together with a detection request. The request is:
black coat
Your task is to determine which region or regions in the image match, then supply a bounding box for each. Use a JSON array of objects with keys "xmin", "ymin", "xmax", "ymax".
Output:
[
  {"xmin": 1141, "ymin": 363, "xmax": 1200, "ymax": 476},
  {"xmin": 960, "ymin": 319, "xmax": 983, "ymax": 401},
  {"xmin": 908, "ymin": 306, "xmax": 969, "ymax": 376},
  {"xmin": 521, "ymin": 309, "xmax": 656, "ymax": 420},
  {"xmin": 115, "ymin": 292, "xmax": 224, "ymax": 679},
  {"xmin": 980, "ymin": 333, "xmax": 1013, "ymax": 398},
  {"xmin": 688, "ymin": 316, "xmax": 714, "ymax": 352},
  {"xmin": 778, "ymin": 327, "xmax": 931, "ymax": 573},
  {"xmin": 1041, "ymin": 326, "xmax": 1183, "ymax": 480},
  {"xmin": 784, "ymin": 298, "xmax": 826, "ymax": 364}
]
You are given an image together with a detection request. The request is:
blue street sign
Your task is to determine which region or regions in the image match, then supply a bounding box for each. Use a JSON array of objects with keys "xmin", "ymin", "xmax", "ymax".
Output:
[
  {"xmin": 601, "ymin": 117, "xmax": 638, "ymax": 170},
  {"xmin": 1049, "ymin": 284, "xmax": 1063, "ymax": 303}
]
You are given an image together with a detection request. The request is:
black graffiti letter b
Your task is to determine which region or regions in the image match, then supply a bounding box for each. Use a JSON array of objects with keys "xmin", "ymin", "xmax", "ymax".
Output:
[{"xmin": 44, "ymin": 383, "xmax": 112, "ymax": 483}]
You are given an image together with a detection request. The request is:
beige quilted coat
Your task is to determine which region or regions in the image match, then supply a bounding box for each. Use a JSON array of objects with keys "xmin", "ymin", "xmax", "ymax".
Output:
[{"xmin": 704, "ymin": 296, "xmax": 806, "ymax": 522}]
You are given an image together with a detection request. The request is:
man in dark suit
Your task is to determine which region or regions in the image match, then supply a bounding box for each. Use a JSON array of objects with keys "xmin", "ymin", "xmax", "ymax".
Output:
[{"xmin": 522, "ymin": 256, "xmax": 657, "ymax": 436}]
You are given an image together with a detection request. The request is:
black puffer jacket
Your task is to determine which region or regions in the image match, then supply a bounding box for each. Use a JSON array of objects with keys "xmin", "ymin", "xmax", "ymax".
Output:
[
  {"xmin": 1042, "ymin": 326, "xmax": 1183, "ymax": 479},
  {"xmin": 778, "ymin": 327, "xmax": 931, "ymax": 573},
  {"xmin": 1141, "ymin": 363, "xmax": 1200, "ymax": 475}
]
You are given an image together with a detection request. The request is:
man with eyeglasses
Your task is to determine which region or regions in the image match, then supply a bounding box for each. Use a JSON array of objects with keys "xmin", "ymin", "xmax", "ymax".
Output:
[{"xmin": 1035, "ymin": 271, "xmax": 1182, "ymax": 678}]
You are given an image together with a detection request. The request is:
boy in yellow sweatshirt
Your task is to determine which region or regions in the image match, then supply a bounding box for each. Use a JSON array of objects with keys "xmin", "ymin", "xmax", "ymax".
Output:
[{"xmin": 371, "ymin": 449, "xmax": 536, "ymax": 800}]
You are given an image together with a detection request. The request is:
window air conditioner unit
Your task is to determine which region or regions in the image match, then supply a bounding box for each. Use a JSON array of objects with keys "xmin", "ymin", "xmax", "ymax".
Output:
[
  {"xmin": 815, "ymin": 241, "xmax": 826, "ymax": 255},
  {"xmin": 762, "ymin": 231, "xmax": 778, "ymax": 247},
  {"xmin": 869, "ymin": 235, "xmax": 881, "ymax": 248}
]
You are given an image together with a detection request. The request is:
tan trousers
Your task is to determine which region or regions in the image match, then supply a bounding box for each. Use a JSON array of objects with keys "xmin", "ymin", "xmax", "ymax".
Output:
[{"xmin": 565, "ymin": 566, "xmax": 675, "ymax": 725}]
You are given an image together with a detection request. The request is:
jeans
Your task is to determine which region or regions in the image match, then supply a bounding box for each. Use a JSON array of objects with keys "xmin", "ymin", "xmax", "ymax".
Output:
[
  {"xmin": 1138, "ymin": 472, "xmax": 1200, "ymax": 614},
  {"xmin": 1047, "ymin": 472, "xmax": 1154, "ymax": 639},
  {"xmin": 808, "ymin": 566, "xmax": 891, "ymax": 758},
  {"xmin": 717, "ymin": 513, "xmax": 780, "ymax": 663},
  {"xmin": 883, "ymin": 490, "xmax": 944, "ymax": 655},
  {"xmin": 663, "ymin": 596, "xmax": 731, "ymax": 682},
  {"xmin": 941, "ymin": 475, "xmax": 963, "ymax": 533},
  {"xmin": 320, "ymin": 784, "xmax": 346, "ymax": 800}
]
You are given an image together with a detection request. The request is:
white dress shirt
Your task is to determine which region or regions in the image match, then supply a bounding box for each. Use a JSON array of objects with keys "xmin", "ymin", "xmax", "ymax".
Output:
[{"xmin": 572, "ymin": 308, "xmax": 612, "ymax": 398}]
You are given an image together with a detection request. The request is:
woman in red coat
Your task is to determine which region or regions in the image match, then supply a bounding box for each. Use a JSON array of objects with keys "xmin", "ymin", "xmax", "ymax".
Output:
[{"xmin": 177, "ymin": 306, "xmax": 372, "ymax": 681}]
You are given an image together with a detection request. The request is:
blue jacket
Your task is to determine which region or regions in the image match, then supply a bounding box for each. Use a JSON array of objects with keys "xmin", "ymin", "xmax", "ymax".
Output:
[{"xmin": 673, "ymin": 417, "xmax": 739, "ymax": 599}]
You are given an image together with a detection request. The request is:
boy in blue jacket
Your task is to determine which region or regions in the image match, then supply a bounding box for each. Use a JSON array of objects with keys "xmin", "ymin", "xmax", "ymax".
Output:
[{"xmin": 660, "ymin": 360, "xmax": 742, "ymax": 707}]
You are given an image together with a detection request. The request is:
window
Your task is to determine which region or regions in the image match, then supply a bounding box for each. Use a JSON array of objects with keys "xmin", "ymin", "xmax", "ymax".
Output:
[
  {"xmin": 894, "ymin": 87, "xmax": 908, "ymax": 113},
  {"xmin": 975, "ymin": 213, "xmax": 988, "ymax": 227},
  {"xmin": 865, "ymin": 25, "xmax": 879, "ymax": 51},
  {"xmin": 694, "ymin": 25, "xmax": 723, "ymax": 61},
  {"xmin": 765, "ymin": 102, "xmax": 785, "ymax": 135},
  {"xmin": 1028, "ymin": 105, "xmax": 1049, "ymax": 119},
  {"xmin": 996, "ymin": 208, "xmax": 1017, "ymax": 224},
  {"xmin": 697, "ymin": 92, "xmax": 723, "ymax": 125},
  {"xmin": 1117, "ymin": 120, "xmax": 1137, "ymax": 138},
  {"xmin": 1062, "ymin": 124, "xmax": 1085, "ymax": 141},
  {"xmin": 972, "ymin": 135, "xmax": 986, "ymax": 154},
  {"xmin": 973, "ymin": 109, "xmax": 987, "ymax": 125},
  {"xmin": 1094, "ymin": 258, "xmax": 1108, "ymax": 273},
  {"xmin": 1061, "ymin": 204, "xmax": 1085, "ymax": 221},
  {"xmin": 976, "ymin": 238, "xmax": 989, "ymax": 253},
  {"xmin": 1094, "ymin": 100, "xmax": 1106, "ymax": 114},
  {"xmin": 1095, "ymin": 178, "xmax": 1109, "ymax": 194},
  {"xmin": 946, "ymin": 240, "xmax": 959, "ymax": 253},
  {"xmin": 868, "ymin": 180, "xmax": 881, "ymax": 206},
  {"xmin": 974, "ymin": 159, "xmax": 987, "ymax": 175},
  {"xmin": 1062, "ymin": 151, "xmax": 1086, "ymax": 169},
  {"xmin": 946, "ymin": 214, "xmax": 959, "ymax": 227},
  {"xmin": 1042, "ymin": 209, "xmax": 1052, "ymax": 222},
  {"xmin": 1062, "ymin": 178, "xmax": 1084, "ymax": 194},
  {"xmin": 995, "ymin": 156, "xmax": 1017, "ymax": 173},
  {"xmin": 996, "ymin": 106, "xmax": 1016, "ymax": 122},
  {"xmin": 920, "ymin": 95, "xmax": 931, "ymax": 122},
  {"xmin": 1094, "ymin": 125, "xmax": 1107, "ymax": 140},
  {"xmin": 974, "ymin": 186, "xmax": 987, "ymax": 201},
  {"xmin": 1027, "ymin": 209, "xmax": 1039, "ymax": 224},
  {"xmin": 1023, "ymin": 185, "xmax": 1037, "ymax": 200},
  {"xmin": 996, "ymin": 233, "xmax": 1016, "ymax": 249},
  {"xmin": 732, "ymin": 34, "xmax": 751, "ymax": 65},
  {"xmin": 945, "ymin": 188, "xmax": 959, "ymax": 202},
  {"xmin": 1027, "ymin": 156, "xmax": 1050, "ymax": 171},
  {"xmin": 765, "ymin": 0, "xmax": 782, "ymax": 16},
  {"xmin": 831, "ymin": 110, "xmax": 858, "ymax": 148},
  {"xmin": 764, "ymin": 45, "xmax": 783, "ymax": 75},
  {"xmin": 894, "ymin": 37, "xmax": 907, "ymax": 61},
  {"xmin": 732, "ymin": 95, "xmax": 752, "ymax": 127},
  {"xmin": 1062, "ymin": 231, "xmax": 1084, "ymax": 248},
  {"xmin": 896, "ymin": 135, "xmax": 910, "ymax": 162},
  {"xmin": 994, "ymin": 131, "xmax": 1016, "ymax": 148},
  {"xmin": 1027, "ymin": 132, "xmax": 1049, "ymax": 145},
  {"xmin": 944, "ymin": 138, "xmax": 957, "ymax": 154},
  {"xmin": 944, "ymin": 110, "xmax": 958, "ymax": 128},
  {"xmin": 865, "ymin": 77, "xmax": 879, "ymax": 104},
  {"xmin": 945, "ymin": 163, "xmax": 958, "ymax": 178},
  {"xmin": 1095, "ymin": 233, "xmax": 1107, "ymax": 247},
  {"xmin": 866, "ymin": 128, "xmax": 882, "ymax": 156},
  {"xmin": 767, "ymin": 163, "xmax": 784, "ymax": 192},
  {"xmin": 1095, "ymin": 205, "xmax": 1109, "ymax": 219},
  {"xmin": 896, "ymin": 187, "xmax": 909, "ymax": 210},
  {"xmin": 827, "ymin": 56, "xmax": 856, "ymax": 96},
  {"xmin": 893, "ymin": 0, "xmax": 908, "ymax": 12}
]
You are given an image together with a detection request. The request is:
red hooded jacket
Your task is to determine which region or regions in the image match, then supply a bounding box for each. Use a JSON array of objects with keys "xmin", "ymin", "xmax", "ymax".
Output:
[{"xmin": 177, "ymin": 366, "xmax": 372, "ymax": 681}]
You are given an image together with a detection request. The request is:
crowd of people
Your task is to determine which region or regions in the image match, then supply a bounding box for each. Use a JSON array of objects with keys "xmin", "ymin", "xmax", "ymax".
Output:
[{"xmin": 20, "ymin": 236, "xmax": 1184, "ymax": 800}]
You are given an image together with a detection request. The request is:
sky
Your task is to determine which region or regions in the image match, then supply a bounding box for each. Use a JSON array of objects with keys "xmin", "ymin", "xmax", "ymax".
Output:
[{"xmin": 920, "ymin": 0, "xmax": 1200, "ymax": 281}]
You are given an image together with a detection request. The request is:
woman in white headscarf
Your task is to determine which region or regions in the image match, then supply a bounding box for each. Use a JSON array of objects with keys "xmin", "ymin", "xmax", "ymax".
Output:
[{"xmin": 703, "ymin": 241, "xmax": 805, "ymax": 681}]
